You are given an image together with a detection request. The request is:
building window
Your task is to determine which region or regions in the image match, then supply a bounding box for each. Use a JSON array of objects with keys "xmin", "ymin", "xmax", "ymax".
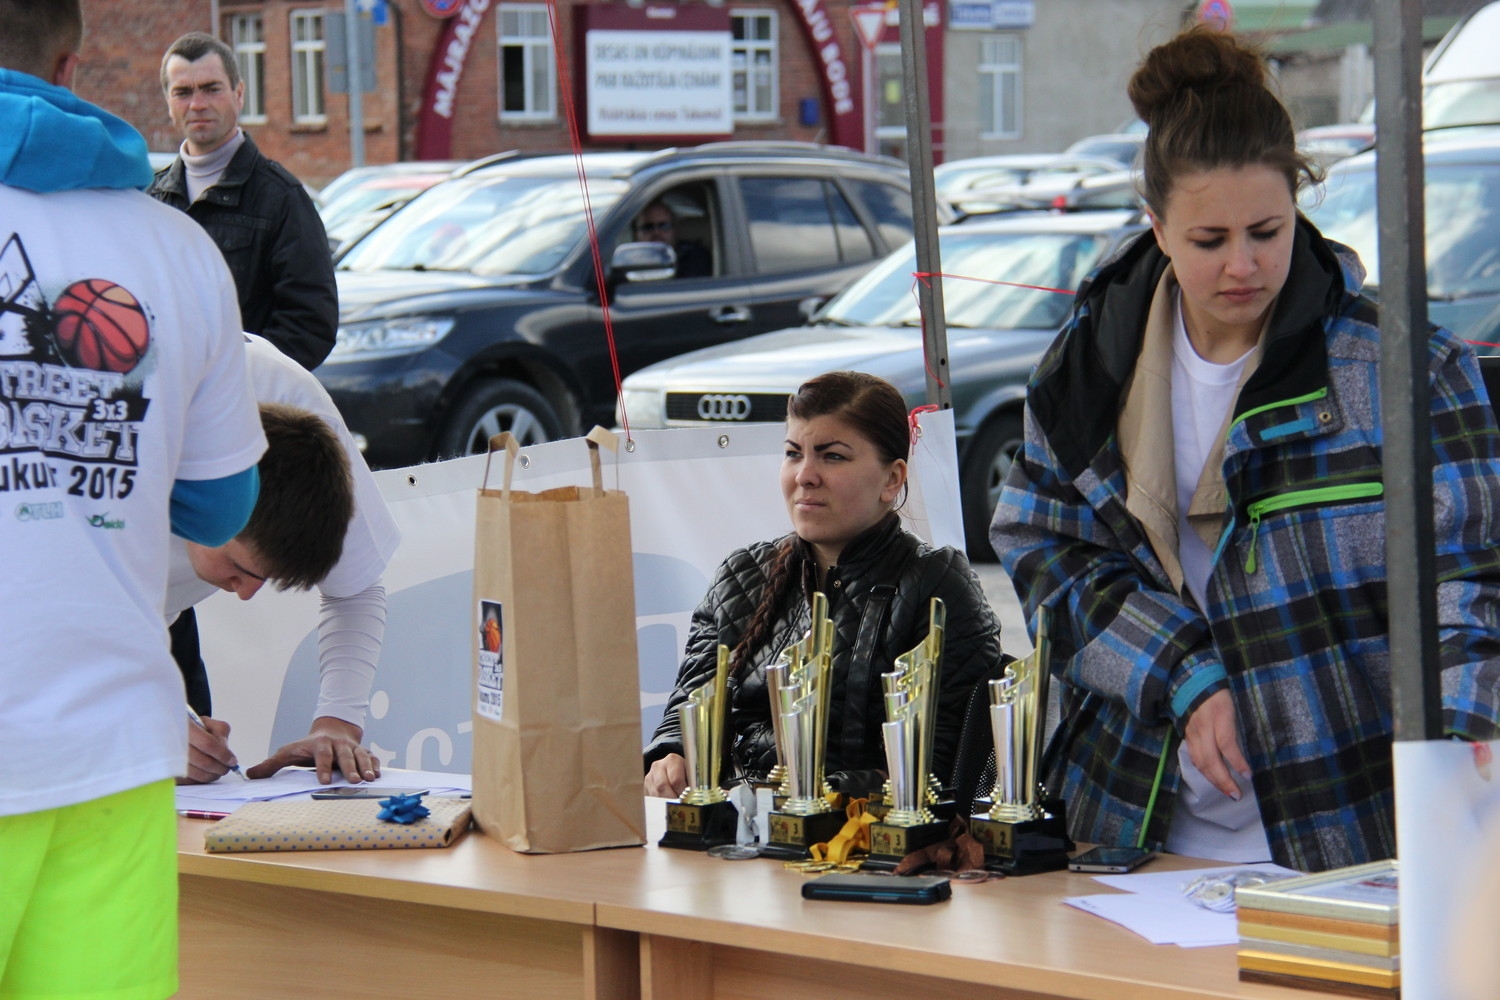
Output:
[
  {"xmin": 499, "ymin": 5, "xmax": 555, "ymax": 120},
  {"xmin": 731, "ymin": 11, "xmax": 777, "ymax": 121},
  {"xmin": 290, "ymin": 10, "xmax": 326, "ymax": 124},
  {"xmin": 979, "ymin": 35, "xmax": 1022, "ymax": 139},
  {"xmin": 228, "ymin": 13, "xmax": 266, "ymax": 123}
]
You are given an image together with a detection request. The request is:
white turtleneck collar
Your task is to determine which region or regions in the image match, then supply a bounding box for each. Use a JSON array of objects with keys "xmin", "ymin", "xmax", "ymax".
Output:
[{"xmin": 182, "ymin": 129, "xmax": 245, "ymax": 203}]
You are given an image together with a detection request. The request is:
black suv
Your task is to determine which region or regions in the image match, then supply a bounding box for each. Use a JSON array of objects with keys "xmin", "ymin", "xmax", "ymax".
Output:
[{"xmin": 317, "ymin": 143, "xmax": 924, "ymax": 468}]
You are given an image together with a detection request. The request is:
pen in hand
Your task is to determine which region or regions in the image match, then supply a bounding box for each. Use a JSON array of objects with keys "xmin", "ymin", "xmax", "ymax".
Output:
[{"xmin": 186, "ymin": 704, "xmax": 246, "ymax": 780}]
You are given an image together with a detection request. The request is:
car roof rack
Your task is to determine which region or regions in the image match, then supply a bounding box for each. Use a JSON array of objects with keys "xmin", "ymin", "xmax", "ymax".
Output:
[{"xmin": 637, "ymin": 141, "xmax": 903, "ymax": 169}]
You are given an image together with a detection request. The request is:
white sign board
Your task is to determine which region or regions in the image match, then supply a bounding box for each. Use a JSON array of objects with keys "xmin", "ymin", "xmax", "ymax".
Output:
[{"xmin": 587, "ymin": 29, "xmax": 733, "ymax": 136}]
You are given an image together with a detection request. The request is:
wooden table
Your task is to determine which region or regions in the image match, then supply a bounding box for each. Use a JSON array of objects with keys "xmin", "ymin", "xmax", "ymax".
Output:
[{"xmin": 177, "ymin": 804, "xmax": 1309, "ymax": 1000}]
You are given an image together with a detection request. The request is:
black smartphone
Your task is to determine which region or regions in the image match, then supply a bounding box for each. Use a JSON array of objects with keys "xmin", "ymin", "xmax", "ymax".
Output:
[
  {"xmin": 309, "ymin": 786, "xmax": 429, "ymax": 800},
  {"xmin": 1067, "ymin": 846, "xmax": 1157, "ymax": 873},
  {"xmin": 801, "ymin": 874, "xmax": 951, "ymax": 905}
]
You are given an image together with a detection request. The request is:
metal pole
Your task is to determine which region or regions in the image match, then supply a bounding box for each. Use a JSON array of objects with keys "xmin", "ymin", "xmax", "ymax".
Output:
[
  {"xmin": 895, "ymin": 0, "xmax": 951, "ymax": 410},
  {"xmin": 345, "ymin": 1, "xmax": 366, "ymax": 169},
  {"xmin": 1373, "ymin": 0, "xmax": 1440, "ymax": 741}
]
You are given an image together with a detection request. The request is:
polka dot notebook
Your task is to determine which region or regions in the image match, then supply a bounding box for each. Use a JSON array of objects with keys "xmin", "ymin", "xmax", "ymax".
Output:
[{"xmin": 203, "ymin": 796, "xmax": 473, "ymax": 853}]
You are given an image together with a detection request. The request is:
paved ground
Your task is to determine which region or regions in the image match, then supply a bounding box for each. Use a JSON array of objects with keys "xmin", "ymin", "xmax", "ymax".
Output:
[{"xmin": 973, "ymin": 561, "xmax": 1032, "ymax": 656}]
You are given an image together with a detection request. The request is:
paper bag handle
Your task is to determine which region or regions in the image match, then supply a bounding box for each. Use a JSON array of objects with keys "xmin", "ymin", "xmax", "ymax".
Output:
[
  {"xmin": 483, "ymin": 432, "xmax": 520, "ymax": 497},
  {"xmin": 584, "ymin": 426, "xmax": 617, "ymax": 497}
]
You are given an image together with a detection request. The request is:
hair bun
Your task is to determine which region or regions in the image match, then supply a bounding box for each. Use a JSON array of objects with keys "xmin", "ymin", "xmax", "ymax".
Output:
[{"xmin": 1129, "ymin": 26, "xmax": 1268, "ymax": 125}]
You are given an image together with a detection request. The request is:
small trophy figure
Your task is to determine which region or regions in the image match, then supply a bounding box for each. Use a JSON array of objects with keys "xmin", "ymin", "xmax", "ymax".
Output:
[
  {"xmin": 761, "ymin": 593, "xmax": 847, "ymax": 859},
  {"xmin": 865, "ymin": 599, "xmax": 955, "ymax": 870},
  {"xmin": 660, "ymin": 645, "xmax": 739, "ymax": 850},
  {"xmin": 968, "ymin": 608, "xmax": 1073, "ymax": 874}
]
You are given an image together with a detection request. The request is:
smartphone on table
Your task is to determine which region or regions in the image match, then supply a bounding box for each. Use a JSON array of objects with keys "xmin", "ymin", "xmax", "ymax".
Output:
[
  {"xmin": 1067, "ymin": 846, "xmax": 1157, "ymax": 873},
  {"xmin": 801, "ymin": 874, "xmax": 952, "ymax": 905},
  {"xmin": 310, "ymin": 786, "xmax": 430, "ymax": 800}
]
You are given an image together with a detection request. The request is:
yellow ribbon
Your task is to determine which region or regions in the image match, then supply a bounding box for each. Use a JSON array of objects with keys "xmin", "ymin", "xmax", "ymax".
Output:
[{"xmin": 810, "ymin": 797, "xmax": 877, "ymax": 865}]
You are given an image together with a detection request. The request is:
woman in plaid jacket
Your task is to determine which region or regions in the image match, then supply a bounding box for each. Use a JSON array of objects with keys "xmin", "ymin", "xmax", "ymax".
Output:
[{"xmin": 991, "ymin": 26, "xmax": 1500, "ymax": 872}]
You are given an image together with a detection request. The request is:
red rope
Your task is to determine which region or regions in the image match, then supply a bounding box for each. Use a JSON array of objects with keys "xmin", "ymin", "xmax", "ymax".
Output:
[
  {"xmin": 906, "ymin": 269, "xmax": 1076, "ymax": 392},
  {"xmin": 547, "ymin": 1, "xmax": 630, "ymax": 440},
  {"xmin": 911, "ymin": 271, "xmax": 1075, "ymax": 296},
  {"xmin": 908, "ymin": 404, "xmax": 939, "ymax": 449},
  {"xmin": 1467, "ymin": 340, "xmax": 1500, "ymax": 350}
]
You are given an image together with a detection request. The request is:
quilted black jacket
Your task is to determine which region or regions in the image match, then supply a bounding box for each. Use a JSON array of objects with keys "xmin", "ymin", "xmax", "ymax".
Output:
[{"xmin": 644, "ymin": 514, "xmax": 1003, "ymax": 785}]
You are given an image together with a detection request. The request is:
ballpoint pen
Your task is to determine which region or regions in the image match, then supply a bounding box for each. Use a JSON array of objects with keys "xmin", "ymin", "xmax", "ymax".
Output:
[{"xmin": 186, "ymin": 704, "xmax": 246, "ymax": 780}]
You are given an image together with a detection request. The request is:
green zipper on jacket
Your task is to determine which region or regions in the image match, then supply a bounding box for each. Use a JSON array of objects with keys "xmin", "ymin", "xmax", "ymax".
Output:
[
  {"xmin": 1243, "ymin": 482, "xmax": 1384, "ymax": 573},
  {"xmin": 1229, "ymin": 387, "xmax": 1329, "ymax": 433}
]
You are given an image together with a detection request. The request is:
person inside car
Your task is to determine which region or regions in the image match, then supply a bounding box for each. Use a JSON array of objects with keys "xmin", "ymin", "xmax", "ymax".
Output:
[
  {"xmin": 633, "ymin": 199, "xmax": 712, "ymax": 279},
  {"xmin": 643, "ymin": 371, "xmax": 1002, "ymax": 798}
]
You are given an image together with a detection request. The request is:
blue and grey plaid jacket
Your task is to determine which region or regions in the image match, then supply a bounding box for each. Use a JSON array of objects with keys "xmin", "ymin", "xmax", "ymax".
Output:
[{"xmin": 992, "ymin": 220, "xmax": 1500, "ymax": 872}]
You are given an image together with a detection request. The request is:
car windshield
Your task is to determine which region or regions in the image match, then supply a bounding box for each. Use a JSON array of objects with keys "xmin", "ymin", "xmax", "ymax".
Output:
[
  {"xmin": 819, "ymin": 230, "xmax": 1109, "ymax": 330},
  {"xmin": 1305, "ymin": 162, "xmax": 1500, "ymax": 300},
  {"xmin": 338, "ymin": 174, "xmax": 628, "ymax": 276},
  {"xmin": 321, "ymin": 182, "xmax": 434, "ymax": 231}
]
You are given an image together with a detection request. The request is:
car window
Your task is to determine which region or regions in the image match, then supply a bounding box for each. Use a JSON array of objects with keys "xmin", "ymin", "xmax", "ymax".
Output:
[
  {"xmin": 829, "ymin": 185, "xmax": 875, "ymax": 263},
  {"xmin": 741, "ymin": 176, "xmax": 871, "ymax": 273},
  {"xmin": 1306, "ymin": 162, "xmax": 1500, "ymax": 301},
  {"xmin": 338, "ymin": 175, "xmax": 628, "ymax": 276},
  {"xmin": 821, "ymin": 230, "xmax": 1110, "ymax": 330},
  {"xmin": 845, "ymin": 177, "xmax": 915, "ymax": 248},
  {"xmin": 622, "ymin": 181, "xmax": 721, "ymax": 279}
]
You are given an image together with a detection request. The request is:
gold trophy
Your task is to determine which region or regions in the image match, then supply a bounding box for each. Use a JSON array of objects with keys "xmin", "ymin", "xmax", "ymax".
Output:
[
  {"xmin": 761, "ymin": 593, "xmax": 846, "ymax": 859},
  {"xmin": 864, "ymin": 599, "xmax": 955, "ymax": 870},
  {"xmin": 660, "ymin": 645, "xmax": 740, "ymax": 850},
  {"xmin": 968, "ymin": 608, "xmax": 1073, "ymax": 874}
]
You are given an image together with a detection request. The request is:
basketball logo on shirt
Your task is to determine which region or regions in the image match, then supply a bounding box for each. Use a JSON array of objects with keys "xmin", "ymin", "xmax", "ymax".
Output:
[{"xmin": 50, "ymin": 279, "xmax": 151, "ymax": 374}]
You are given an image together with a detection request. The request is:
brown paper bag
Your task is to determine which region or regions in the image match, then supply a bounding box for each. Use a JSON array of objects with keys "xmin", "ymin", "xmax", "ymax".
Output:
[{"xmin": 470, "ymin": 427, "xmax": 646, "ymax": 853}]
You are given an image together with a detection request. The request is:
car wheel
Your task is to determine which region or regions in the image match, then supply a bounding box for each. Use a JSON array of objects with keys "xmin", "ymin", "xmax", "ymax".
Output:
[
  {"xmin": 436, "ymin": 379, "xmax": 565, "ymax": 458},
  {"xmin": 960, "ymin": 411, "xmax": 1024, "ymax": 563}
]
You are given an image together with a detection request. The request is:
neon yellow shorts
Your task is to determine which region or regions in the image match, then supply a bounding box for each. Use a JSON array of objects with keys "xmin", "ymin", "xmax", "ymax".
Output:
[{"xmin": 0, "ymin": 780, "xmax": 177, "ymax": 1000}]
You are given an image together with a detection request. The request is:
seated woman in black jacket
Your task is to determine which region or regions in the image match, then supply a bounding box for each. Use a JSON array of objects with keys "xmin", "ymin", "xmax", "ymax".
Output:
[{"xmin": 643, "ymin": 371, "xmax": 1003, "ymax": 797}]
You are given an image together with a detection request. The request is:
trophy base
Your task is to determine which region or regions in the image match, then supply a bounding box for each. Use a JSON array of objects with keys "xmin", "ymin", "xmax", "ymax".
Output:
[
  {"xmin": 862, "ymin": 818, "xmax": 951, "ymax": 872},
  {"xmin": 760, "ymin": 809, "xmax": 847, "ymax": 860},
  {"xmin": 865, "ymin": 793, "xmax": 957, "ymax": 824},
  {"xmin": 968, "ymin": 799, "xmax": 1074, "ymax": 876},
  {"xmin": 659, "ymin": 799, "xmax": 739, "ymax": 851}
]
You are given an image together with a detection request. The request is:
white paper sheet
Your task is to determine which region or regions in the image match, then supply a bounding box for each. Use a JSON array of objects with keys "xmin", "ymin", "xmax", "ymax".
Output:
[
  {"xmin": 175, "ymin": 768, "xmax": 471, "ymax": 815},
  {"xmin": 1062, "ymin": 862, "xmax": 1302, "ymax": 947}
]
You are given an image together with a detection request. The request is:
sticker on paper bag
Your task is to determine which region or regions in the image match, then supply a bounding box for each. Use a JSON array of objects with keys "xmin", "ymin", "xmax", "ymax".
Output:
[{"xmin": 477, "ymin": 599, "xmax": 504, "ymax": 721}]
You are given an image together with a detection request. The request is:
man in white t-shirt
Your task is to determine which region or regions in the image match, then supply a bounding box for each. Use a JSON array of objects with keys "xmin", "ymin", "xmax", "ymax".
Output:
[
  {"xmin": 170, "ymin": 335, "xmax": 401, "ymax": 786},
  {"xmin": 0, "ymin": 3, "xmax": 266, "ymax": 996}
]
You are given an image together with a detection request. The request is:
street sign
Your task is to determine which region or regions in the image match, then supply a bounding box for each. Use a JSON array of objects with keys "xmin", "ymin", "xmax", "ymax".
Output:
[
  {"xmin": 852, "ymin": 5, "xmax": 886, "ymax": 52},
  {"xmin": 420, "ymin": 0, "xmax": 463, "ymax": 18},
  {"xmin": 357, "ymin": 0, "xmax": 389, "ymax": 26}
]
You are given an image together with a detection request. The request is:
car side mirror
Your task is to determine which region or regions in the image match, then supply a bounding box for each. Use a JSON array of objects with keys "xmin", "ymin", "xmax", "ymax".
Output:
[
  {"xmin": 798, "ymin": 296, "xmax": 827, "ymax": 322},
  {"xmin": 610, "ymin": 242, "xmax": 677, "ymax": 284}
]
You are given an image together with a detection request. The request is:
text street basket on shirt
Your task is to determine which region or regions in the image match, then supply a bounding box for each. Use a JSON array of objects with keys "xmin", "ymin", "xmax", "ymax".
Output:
[{"xmin": 471, "ymin": 427, "xmax": 646, "ymax": 853}]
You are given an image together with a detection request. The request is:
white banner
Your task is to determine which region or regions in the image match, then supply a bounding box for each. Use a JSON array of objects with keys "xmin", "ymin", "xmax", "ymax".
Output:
[
  {"xmin": 586, "ymin": 29, "xmax": 732, "ymax": 135},
  {"xmin": 198, "ymin": 412, "xmax": 963, "ymax": 774}
]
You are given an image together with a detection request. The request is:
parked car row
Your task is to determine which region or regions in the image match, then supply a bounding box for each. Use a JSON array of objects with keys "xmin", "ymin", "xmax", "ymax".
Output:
[
  {"xmin": 316, "ymin": 142, "xmax": 929, "ymax": 472},
  {"xmin": 303, "ymin": 111, "xmax": 1500, "ymax": 560}
]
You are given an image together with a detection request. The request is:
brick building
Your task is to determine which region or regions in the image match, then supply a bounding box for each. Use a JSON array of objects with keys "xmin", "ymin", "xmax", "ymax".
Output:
[{"xmin": 75, "ymin": 0, "xmax": 941, "ymax": 187}]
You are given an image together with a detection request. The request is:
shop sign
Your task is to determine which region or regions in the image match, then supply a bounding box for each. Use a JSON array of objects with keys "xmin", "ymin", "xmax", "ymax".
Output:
[
  {"xmin": 415, "ymin": 0, "xmax": 492, "ymax": 157},
  {"xmin": 587, "ymin": 29, "xmax": 733, "ymax": 137}
]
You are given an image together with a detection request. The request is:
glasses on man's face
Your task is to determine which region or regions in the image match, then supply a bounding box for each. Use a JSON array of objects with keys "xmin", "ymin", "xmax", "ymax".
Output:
[{"xmin": 636, "ymin": 220, "xmax": 673, "ymax": 235}]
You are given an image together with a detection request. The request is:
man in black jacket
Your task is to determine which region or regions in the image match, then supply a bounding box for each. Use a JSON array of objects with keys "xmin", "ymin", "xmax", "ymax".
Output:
[{"xmin": 148, "ymin": 32, "xmax": 336, "ymax": 371}]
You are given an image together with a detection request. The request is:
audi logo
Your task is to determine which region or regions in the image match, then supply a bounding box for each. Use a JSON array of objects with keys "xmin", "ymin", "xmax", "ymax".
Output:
[{"xmin": 696, "ymin": 394, "xmax": 752, "ymax": 421}]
